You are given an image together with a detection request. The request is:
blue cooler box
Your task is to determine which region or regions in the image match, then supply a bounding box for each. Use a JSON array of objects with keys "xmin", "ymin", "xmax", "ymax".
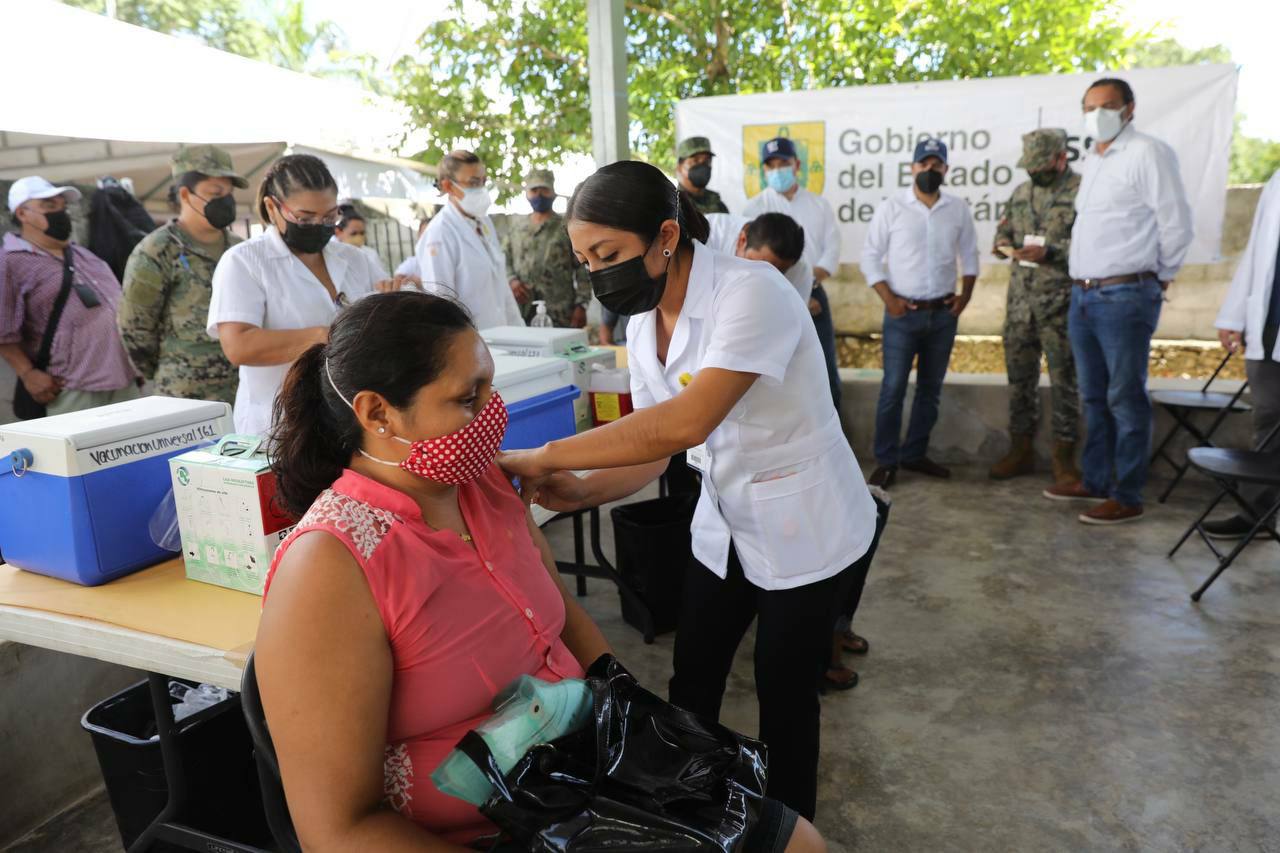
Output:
[
  {"xmin": 0, "ymin": 397, "xmax": 233, "ymax": 585},
  {"xmin": 492, "ymin": 355, "xmax": 580, "ymax": 450}
]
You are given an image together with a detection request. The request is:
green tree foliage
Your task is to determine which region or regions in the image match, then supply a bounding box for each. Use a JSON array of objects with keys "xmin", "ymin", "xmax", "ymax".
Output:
[
  {"xmin": 62, "ymin": 0, "xmax": 274, "ymax": 60},
  {"xmin": 393, "ymin": 0, "xmax": 1136, "ymax": 194},
  {"xmin": 61, "ymin": 0, "xmax": 380, "ymax": 83},
  {"xmin": 1125, "ymin": 38, "xmax": 1279, "ymax": 184}
]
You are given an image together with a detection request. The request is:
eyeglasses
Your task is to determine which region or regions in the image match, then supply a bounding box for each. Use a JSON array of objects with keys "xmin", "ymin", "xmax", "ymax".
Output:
[{"xmin": 274, "ymin": 197, "xmax": 341, "ymax": 227}]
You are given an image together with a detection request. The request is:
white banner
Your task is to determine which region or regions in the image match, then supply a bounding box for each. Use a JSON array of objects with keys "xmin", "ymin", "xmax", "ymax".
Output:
[{"xmin": 675, "ymin": 64, "xmax": 1237, "ymax": 266}]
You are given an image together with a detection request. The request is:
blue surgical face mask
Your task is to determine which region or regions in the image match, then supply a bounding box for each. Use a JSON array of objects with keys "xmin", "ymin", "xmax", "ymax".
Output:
[{"xmin": 765, "ymin": 166, "xmax": 797, "ymax": 193}]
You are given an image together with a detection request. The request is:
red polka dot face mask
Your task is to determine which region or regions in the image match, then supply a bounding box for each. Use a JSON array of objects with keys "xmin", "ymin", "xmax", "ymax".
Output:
[{"xmin": 326, "ymin": 359, "xmax": 508, "ymax": 485}]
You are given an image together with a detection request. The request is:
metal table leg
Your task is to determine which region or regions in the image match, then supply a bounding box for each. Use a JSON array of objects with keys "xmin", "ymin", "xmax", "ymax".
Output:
[
  {"xmin": 550, "ymin": 507, "xmax": 657, "ymax": 644},
  {"xmin": 125, "ymin": 673, "xmax": 269, "ymax": 853}
]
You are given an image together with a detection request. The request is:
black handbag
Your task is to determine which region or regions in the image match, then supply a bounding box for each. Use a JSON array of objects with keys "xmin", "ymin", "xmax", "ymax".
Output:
[
  {"xmin": 12, "ymin": 250, "xmax": 76, "ymax": 421},
  {"xmin": 457, "ymin": 655, "xmax": 768, "ymax": 852}
]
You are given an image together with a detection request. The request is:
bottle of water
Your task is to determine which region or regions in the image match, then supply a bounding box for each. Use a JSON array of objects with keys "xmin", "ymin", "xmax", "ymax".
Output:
[{"xmin": 531, "ymin": 300, "xmax": 553, "ymax": 328}]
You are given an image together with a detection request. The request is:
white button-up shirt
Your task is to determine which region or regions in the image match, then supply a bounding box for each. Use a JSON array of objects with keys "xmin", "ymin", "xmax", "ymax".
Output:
[
  {"xmin": 704, "ymin": 212, "xmax": 813, "ymax": 302},
  {"xmin": 416, "ymin": 202, "xmax": 524, "ymax": 331},
  {"xmin": 1068, "ymin": 123, "xmax": 1194, "ymax": 282},
  {"xmin": 627, "ymin": 241, "xmax": 876, "ymax": 590},
  {"xmin": 741, "ymin": 186, "xmax": 841, "ymax": 274},
  {"xmin": 1216, "ymin": 171, "xmax": 1280, "ymax": 360},
  {"xmin": 859, "ymin": 190, "xmax": 980, "ymax": 301},
  {"xmin": 207, "ymin": 227, "xmax": 382, "ymax": 436}
]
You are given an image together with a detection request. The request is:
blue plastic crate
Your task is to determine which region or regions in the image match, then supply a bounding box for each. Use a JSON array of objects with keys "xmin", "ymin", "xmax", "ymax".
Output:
[{"xmin": 502, "ymin": 386, "xmax": 581, "ymax": 451}]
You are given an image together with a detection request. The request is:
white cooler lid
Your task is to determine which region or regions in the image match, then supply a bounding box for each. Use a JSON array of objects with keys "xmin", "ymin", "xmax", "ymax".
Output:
[
  {"xmin": 481, "ymin": 326, "xmax": 588, "ymax": 355},
  {"xmin": 0, "ymin": 396, "xmax": 233, "ymax": 477},
  {"xmin": 2, "ymin": 396, "xmax": 230, "ymax": 448},
  {"xmin": 492, "ymin": 355, "xmax": 574, "ymax": 404}
]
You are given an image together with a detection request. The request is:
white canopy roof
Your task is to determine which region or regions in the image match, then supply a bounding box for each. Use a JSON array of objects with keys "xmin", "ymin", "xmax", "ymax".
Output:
[{"xmin": 1, "ymin": 1, "xmax": 433, "ymax": 213}]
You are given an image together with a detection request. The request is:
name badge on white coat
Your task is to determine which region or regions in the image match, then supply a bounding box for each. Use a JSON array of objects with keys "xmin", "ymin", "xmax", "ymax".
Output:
[{"xmin": 686, "ymin": 443, "xmax": 709, "ymax": 473}]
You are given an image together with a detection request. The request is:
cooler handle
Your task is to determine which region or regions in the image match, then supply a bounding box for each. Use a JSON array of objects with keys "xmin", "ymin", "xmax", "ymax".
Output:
[
  {"xmin": 4, "ymin": 448, "xmax": 34, "ymax": 479},
  {"xmin": 213, "ymin": 434, "xmax": 265, "ymax": 458}
]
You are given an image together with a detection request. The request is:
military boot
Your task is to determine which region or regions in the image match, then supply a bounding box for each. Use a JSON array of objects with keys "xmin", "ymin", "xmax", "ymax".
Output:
[
  {"xmin": 1051, "ymin": 440, "xmax": 1083, "ymax": 487},
  {"xmin": 989, "ymin": 434, "xmax": 1035, "ymax": 480}
]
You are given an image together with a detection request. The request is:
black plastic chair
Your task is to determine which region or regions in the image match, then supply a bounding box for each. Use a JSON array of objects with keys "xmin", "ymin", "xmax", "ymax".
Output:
[
  {"xmin": 1169, "ymin": 420, "xmax": 1280, "ymax": 601},
  {"xmin": 1150, "ymin": 351, "xmax": 1251, "ymax": 503},
  {"xmin": 240, "ymin": 652, "xmax": 302, "ymax": 853}
]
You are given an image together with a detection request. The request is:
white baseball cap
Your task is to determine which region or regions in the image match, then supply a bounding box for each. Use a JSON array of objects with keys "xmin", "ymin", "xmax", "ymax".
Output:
[{"xmin": 7, "ymin": 176, "xmax": 82, "ymax": 214}]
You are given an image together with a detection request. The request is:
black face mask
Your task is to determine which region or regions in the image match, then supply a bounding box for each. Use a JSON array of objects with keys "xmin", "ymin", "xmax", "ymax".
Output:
[
  {"xmin": 199, "ymin": 194, "xmax": 238, "ymax": 229},
  {"xmin": 1029, "ymin": 170, "xmax": 1059, "ymax": 188},
  {"xmin": 915, "ymin": 169, "xmax": 944, "ymax": 194},
  {"xmin": 42, "ymin": 210, "xmax": 73, "ymax": 242},
  {"xmin": 589, "ymin": 239, "xmax": 669, "ymax": 315},
  {"xmin": 280, "ymin": 219, "xmax": 335, "ymax": 254},
  {"xmin": 687, "ymin": 163, "xmax": 712, "ymax": 190}
]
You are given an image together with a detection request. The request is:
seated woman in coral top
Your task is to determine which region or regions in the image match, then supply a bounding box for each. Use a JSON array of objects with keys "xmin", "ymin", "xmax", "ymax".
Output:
[{"xmin": 255, "ymin": 291, "xmax": 826, "ymax": 853}]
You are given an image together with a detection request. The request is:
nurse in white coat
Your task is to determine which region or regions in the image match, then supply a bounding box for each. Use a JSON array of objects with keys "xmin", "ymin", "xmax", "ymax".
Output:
[
  {"xmin": 500, "ymin": 160, "xmax": 877, "ymax": 821},
  {"xmin": 209, "ymin": 154, "xmax": 391, "ymax": 437},
  {"xmin": 415, "ymin": 149, "xmax": 524, "ymax": 330}
]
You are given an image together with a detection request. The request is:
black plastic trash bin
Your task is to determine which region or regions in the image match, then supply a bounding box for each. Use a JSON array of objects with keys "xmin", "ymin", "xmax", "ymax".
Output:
[
  {"xmin": 81, "ymin": 679, "xmax": 272, "ymax": 850},
  {"xmin": 610, "ymin": 492, "xmax": 697, "ymax": 636}
]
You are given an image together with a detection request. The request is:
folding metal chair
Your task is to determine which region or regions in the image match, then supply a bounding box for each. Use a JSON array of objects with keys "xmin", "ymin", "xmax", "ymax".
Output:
[
  {"xmin": 1149, "ymin": 351, "xmax": 1251, "ymax": 503},
  {"xmin": 1168, "ymin": 420, "xmax": 1280, "ymax": 601}
]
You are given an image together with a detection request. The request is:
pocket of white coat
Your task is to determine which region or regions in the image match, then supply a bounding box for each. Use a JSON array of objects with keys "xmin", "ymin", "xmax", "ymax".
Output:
[{"xmin": 747, "ymin": 464, "xmax": 842, "ymax": 577}]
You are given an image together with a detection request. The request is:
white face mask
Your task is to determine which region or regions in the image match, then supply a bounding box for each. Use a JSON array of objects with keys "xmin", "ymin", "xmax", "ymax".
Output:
[
  {"xmin": 1084, "ymin": 107, "xmax": 1126, "ymax": 144},
  {"xmin": 457, "ymin": 186, "xmax": 492, "ymax": 218}
]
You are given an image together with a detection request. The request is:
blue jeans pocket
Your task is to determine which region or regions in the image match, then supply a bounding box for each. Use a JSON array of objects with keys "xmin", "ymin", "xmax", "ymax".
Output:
[{"xmin": 1093, "ymin": 281, "xmax": 1162, "ymax": 304}]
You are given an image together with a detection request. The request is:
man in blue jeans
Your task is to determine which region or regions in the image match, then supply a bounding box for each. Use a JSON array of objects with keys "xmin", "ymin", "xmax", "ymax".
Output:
[
  {"xmin": 1044, "ymin": 77, "xmax": 1193, "ymax": 524},
  {"xmin": 861, "ymin": 138, "xmax": 979, "ymax": 488}
]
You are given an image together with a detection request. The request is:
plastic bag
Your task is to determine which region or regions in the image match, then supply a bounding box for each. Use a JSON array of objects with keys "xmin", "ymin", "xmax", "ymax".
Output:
[
  {"xmin": 148, "ymin": 487, "xmax": 182, "ymax": 552},
  {"xmin": 456, "ymin": 655, "xmax": 768, "ymax": 852},
  {"xmin": 433, "ymin": 676, "xmax": 592, "ymax": 806}
]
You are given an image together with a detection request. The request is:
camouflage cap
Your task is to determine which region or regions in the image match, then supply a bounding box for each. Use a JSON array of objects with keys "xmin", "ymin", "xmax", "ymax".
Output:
[
  {"xmin": 1017, "ymin": 128, "xmax": 1068, "ymax": 171},
  {"xmin": 676, "ymin": 136, "xmax": 714, "ymax": 160},
  {"xmin": 171, "ymin": 144, "xmax": 248, "ymax": 188},
  {"xmin": 524, "ymin": 169, "xmax": 555, "ymax": 191}
]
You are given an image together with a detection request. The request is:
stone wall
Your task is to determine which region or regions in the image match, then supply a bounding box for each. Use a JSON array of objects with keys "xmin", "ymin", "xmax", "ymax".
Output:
[{"xmin": 825, "ymin": 185, "xmax": 1264, "ymax": 341}]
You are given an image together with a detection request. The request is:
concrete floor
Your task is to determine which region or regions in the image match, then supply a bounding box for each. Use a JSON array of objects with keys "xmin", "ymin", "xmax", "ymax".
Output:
[{"xmin": 8, "ymin": 467, "xmax": 1280, "ymax": 852}]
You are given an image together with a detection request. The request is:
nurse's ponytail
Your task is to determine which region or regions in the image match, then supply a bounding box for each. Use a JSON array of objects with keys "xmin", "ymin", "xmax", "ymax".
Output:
[
  {"xmin": 567, "ymin": 160, "xmax": 710, "ymax": 246},
  {"xmin": 269, "ymin": 291, "xmax": 474, "ymax": 518}
]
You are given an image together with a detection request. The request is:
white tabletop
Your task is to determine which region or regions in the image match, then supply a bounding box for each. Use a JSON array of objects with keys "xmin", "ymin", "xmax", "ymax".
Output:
[{"xmin": 0, "ymin": 502, "xmax": 563, "ymax": 688}]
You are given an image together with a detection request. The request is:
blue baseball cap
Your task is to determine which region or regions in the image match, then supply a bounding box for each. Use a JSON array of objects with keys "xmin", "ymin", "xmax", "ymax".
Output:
[
  {"xmin": 761, "ymin": 137, "xmax": 798, "ymax": 162},
  {"xmin": 912, "ymin": 137, "xmax": 948, "ymax": 164}
]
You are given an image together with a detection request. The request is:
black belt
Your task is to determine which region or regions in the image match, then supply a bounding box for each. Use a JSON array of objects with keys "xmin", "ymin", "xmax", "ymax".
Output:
[
  {"xmin": 1072, "ymin": 272, "xmax": 1157, "ymax": 289},
  {"xmin": 895, "ymin": 295, "xmax": 951, "ymax": 310}
]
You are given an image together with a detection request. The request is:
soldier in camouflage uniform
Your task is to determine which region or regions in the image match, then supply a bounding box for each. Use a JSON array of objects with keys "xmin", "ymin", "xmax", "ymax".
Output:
[
  {"xmin": 990, "ymin": 129, "xmax": 1083, "ymax": 485},
  {"xmin": 676, "ymin": 136, "xmax": 730, "ymax": 214},
  {"xmin": 503, "ymin": 169, "xmax": 591, "ymax": 328},
  {"xmin": 118, "ymin": 144, "xmax": 246, "ymax": 404}
]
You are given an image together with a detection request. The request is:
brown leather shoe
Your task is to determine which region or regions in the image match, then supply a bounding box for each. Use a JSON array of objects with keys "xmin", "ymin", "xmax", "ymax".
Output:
[
  {"xmin": 901, "ymin": 457, "xmax": 951, "ymax": 479},
  {"xmin": 1042, "ymin": 481, "xmax": 1107, "ymax": 501},
  {"xmin": 868, "ymin": 465, "xmax": 897, "ymax": 488},
  {"xmin": 1079, "ymin": 500, "xmax": 1144, "ymax": 525}
]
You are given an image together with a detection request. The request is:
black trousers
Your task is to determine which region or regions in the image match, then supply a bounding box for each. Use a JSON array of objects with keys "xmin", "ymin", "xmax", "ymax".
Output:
[
  {"xmin": 669, "ymin": 545, "xmax": 844, "ymax": 821},
  {"xmin": 834, "ymin": 494, "xmax": 891, "ymax": 634}
]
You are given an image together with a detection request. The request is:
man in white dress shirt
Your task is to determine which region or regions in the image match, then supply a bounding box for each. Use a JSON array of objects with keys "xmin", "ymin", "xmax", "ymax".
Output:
[
  {"xmin": 415, "ymin": 150, "xmax": 524, "ymax": 330},
  {"xmin": 1045, "ymin": 78, "xmax": 1193, "ymax": 525},
  {"xmin": 1204, "ymin": 169, "xmax": 1280, "ymax": 538},
  {"xmin": 743, "ymin": 137, "xmax": 843, "ymax": 408},
  {"xmin": 860, "ymin": 138, "xmax": 979, "ymax": 488}
]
